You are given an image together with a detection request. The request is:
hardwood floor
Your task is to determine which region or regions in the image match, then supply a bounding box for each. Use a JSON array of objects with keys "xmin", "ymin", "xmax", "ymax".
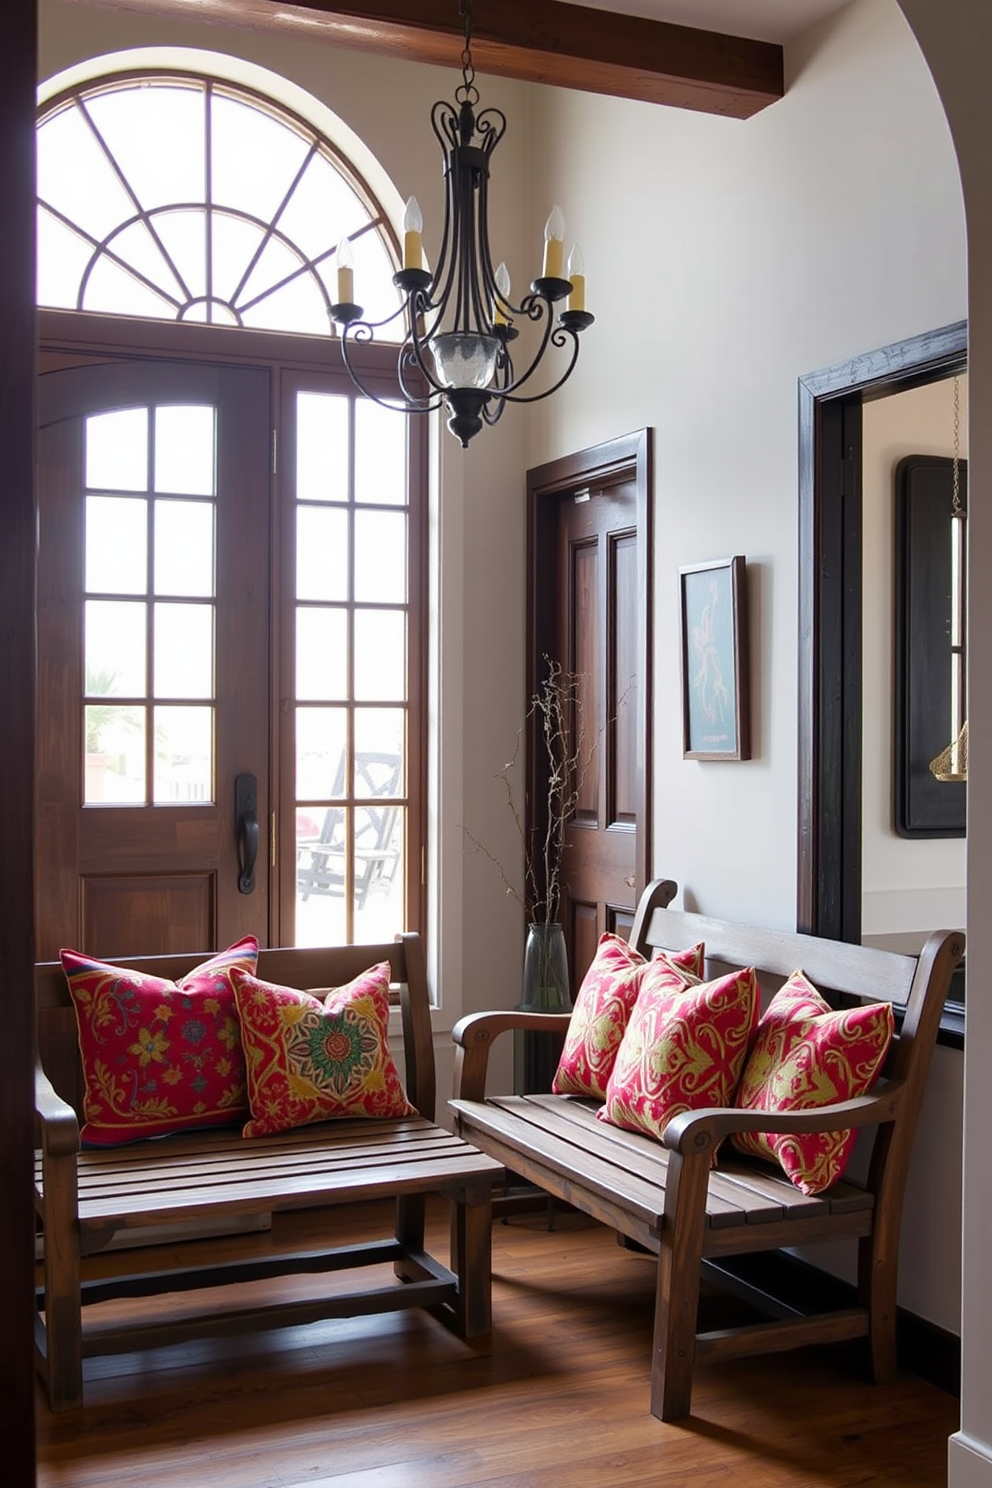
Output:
[{"xmin": 37, "ymin": 1199, "xmax": 957, "ymax": 1487}]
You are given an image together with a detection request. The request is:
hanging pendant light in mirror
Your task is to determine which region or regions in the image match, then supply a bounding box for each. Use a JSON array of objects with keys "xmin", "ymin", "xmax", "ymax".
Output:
[
  {"xmin": 929, "ymin": 374, "xmax": 968, "ymax": 783},
  {"xmin": 930, "ymin": 720, "xmax": 968, "ymax": 783}
]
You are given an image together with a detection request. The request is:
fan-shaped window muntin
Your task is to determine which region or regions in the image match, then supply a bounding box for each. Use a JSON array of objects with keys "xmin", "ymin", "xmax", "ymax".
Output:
[{"xmin": 37, "ymin": 72, "xmax": 402, "ymax": 336}]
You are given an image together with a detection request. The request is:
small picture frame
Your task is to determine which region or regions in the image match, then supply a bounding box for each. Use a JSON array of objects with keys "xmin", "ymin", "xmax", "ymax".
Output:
[{"xmin": 679, "ymin": 555, "xmax": 751, "ymax": 761}]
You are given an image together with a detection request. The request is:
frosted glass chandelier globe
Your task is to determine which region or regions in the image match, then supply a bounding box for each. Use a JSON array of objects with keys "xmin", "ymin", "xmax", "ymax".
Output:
[{"xmin": 430, "ymin": 332, "xmax": 500, "ymax": 390}]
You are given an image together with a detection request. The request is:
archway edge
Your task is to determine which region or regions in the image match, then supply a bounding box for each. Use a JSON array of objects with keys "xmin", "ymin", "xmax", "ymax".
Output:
[{"xmin": 893, "ymin": 5, "xmax": 992, "ymax": 1484}]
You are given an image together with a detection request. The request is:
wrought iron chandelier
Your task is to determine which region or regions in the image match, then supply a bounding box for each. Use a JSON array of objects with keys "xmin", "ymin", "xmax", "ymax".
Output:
[{"xmin": 329, "ymin": 0, "xmax": 594, "ymax": 447}]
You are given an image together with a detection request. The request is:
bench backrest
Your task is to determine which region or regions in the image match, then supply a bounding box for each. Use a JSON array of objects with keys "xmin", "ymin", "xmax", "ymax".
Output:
[
  {"xmin": 34, "ymin": 931, "xmax": 436, "ymax": 1122},
  {"xmin": 629, "ymin": 877, "xmax": 964, "ymax": 1201}
]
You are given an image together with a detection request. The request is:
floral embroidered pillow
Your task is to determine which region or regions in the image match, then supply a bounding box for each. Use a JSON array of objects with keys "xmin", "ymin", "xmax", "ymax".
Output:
[
  {"xmin": 232, "ymin": 962, "xmax": 417, "ymax": 1137},
  {"xmin": 731, "ymin": 970, "xmax": 894, "ymax": 1196},
  {"xmin": 62, "ymin": 938, "xmax": 258, "ymax": 1146},
  {"xmin": 599, "ymin": 961, "xmax": 759, "ymax": 1143},
  {"xmin": 552, "ymin": 934, "xmax": 705, "ymax": 1099}
]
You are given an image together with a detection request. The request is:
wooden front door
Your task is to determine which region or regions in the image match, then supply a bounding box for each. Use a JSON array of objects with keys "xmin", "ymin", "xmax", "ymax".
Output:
[
  {"xmin": 36, "ymin": 357, "xmax": 271, "ymax": 959},
  {"xmin": 527, "ymin": 430, "xmax": 653, "ymax": 995}
]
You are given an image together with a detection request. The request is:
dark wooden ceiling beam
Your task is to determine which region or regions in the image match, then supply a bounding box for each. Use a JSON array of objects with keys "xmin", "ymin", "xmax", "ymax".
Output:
[{"xmin": 69, "ymin": 0, "xmax": 784, "ymax": 118}]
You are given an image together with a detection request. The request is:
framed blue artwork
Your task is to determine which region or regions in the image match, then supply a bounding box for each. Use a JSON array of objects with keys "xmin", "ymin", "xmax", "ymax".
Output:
[{"xmin": 679, "ymin": 555, "xmax": 750, "ymax": 761}]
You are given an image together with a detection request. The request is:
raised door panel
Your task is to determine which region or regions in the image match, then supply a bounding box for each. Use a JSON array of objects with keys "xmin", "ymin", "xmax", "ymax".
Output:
[{"xmin": 556, "ymin": 480, "xmax": 638, "ymax": 991}]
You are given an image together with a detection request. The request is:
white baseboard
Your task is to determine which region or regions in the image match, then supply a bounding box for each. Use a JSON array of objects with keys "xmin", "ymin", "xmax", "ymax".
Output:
[{"xmin": 949, "ymin": 1432, "xmax": 992, "ymax": 1488}]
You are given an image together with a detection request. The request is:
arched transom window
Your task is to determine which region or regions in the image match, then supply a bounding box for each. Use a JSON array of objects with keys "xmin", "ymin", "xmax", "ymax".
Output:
[{"xmin": 37, "ymin": 72, "xmax": 402, "ymax": 335}]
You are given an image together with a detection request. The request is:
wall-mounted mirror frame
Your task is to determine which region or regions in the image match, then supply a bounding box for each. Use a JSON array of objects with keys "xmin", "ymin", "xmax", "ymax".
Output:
[{"xmin": 895, "ymin": 453, "xmax": 967, "ymax": 839}]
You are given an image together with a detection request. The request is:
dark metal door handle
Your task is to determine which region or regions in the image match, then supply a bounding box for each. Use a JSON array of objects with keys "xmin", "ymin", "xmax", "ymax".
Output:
[{"xmin": 235, "ymin": 772, "xmax": 259, "ymax": 894}]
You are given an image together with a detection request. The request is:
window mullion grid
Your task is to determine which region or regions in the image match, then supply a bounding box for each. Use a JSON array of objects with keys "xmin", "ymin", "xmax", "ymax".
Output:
[
  {"xmin": 345, "ymin": 395, "xmax": 358, "ymax": 940},
  {"xmin": 77, "ymin": 93, "xmax": 195, "ymax": 306},
  {"xmin": 205, "ymin": 80, "xmax": 214, "ymax": 323},
  {"xmin": 146, "ymin": 412, "xmax": 156, "ymax": 807}
]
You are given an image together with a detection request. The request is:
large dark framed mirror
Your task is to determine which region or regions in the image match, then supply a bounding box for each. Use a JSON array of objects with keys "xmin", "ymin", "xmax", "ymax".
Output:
[{"xmin": 895, "ymin": 453, "xmax": 967, "ymax": 838}]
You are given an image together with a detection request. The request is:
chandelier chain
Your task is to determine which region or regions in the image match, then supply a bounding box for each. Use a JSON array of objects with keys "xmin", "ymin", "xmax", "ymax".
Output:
[
  {"xmin": 952, "ymin": 373, "xmax": 962, "ymax": 517},
  {"xmin": 457, "ymin": 0, "xmax": 478, "ymax": 104}
]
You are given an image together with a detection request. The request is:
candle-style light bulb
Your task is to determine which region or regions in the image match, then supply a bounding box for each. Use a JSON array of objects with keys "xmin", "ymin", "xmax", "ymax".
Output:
[
  {"xmin": 566, "ymin": 244, "xmax": 586, "ymax": 313},
  {"xmin": 494, "ymin": 260, "xmax": 512, "ymax": 326},
  {"xmin": 543, "ymin": 206, "xmax": 566, "ymax": 279},
  {"xmin": 403, "ymin": 196, "xmax": 423, "ymax": 271},
  {"xmin": 336, "ymin": 235, "xmax": 355, "ymax": 305}
]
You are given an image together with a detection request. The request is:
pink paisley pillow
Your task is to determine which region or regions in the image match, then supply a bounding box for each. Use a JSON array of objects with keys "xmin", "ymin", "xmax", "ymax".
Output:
[
  {"xmin": 731, "ymin": 970, "xmax": 894, "ymax": 1196},
  {"xmin": 552, "ymin": 934, "xmax": 704, "ymax": 1099},
  {"xmin": 599, "ymin": 961, "xmax": 759, "ymax": 1142},
  {"xmin": 233, "ymin": 962, "xmax": 417, "ymax": 1138},
  {"xmin": 62, "ymin": 937, "xmax": 258, "ymax": 1146}
]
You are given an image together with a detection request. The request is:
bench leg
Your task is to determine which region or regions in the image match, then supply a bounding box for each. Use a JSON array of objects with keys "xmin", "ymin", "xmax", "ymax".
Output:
[
  {"xmin": 858, "ymin": 1227, "xmax": 898, "ymax": 1383},
  {"xmin": 393, "ymin": 1194, "xmax": 427, "ymax": 1283},
  {"xmin": 449, "ymin": 1184, "xmax": 494, "ymax": 1338},
  {"xmin": 40, "ymin": 1156, "xmax": 83, "ymax": 1412},
  {"xmin": 651, "ymin": 1149, "xmax": 710, "ymax": 1422}
]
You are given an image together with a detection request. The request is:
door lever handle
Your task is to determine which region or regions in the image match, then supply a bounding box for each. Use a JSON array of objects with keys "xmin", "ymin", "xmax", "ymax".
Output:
[{"xmin": 235, "ymin": 773, "xmax": 259, "ymax": 895}]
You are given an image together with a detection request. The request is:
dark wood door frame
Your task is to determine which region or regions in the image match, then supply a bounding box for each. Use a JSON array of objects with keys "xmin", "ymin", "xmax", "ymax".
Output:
[
  {"xmin": 797, "ymin": 320, "xmax": 967, "ymax": 941},
  {"xmin": 526, "ymin": 427, "xmax": 653, "ymax": 906},
  {"xmin": 2, "ymin": 3, "xmax": 38, "ymax": 1483}
]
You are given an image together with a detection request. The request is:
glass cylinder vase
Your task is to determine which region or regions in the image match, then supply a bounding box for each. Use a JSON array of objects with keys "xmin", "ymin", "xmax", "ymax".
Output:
[{"xmin": 515, "ymin": 921, "xmax": 571, "ymax": 1093}]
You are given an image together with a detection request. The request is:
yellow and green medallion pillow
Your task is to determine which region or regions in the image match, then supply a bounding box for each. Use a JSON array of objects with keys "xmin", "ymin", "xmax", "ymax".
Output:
[
  {"xmin": 62, "ymin": 937, "xmax": 257, "ymax": 1146},
  {"xmin": 599, "ymin": 960, "xmax": 759, "ymax": 1143},
  {"xmin": 552, "ymin": 934, "xmax": 704, "ymax": 1099},
  {"xmin": 232, "ymin": 962, "xmax": 417, "ymax": 1137},
  {"xmin": 731, "ymin": 970, "xmax": 894, "ymax": 1196}
]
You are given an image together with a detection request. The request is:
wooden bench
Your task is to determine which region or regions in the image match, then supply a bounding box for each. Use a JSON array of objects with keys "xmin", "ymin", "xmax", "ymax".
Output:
[
  {"xmin": 451, "ymin": 880, "xmax": 964, "ymax": 1421},
  {"xmin": 34, "ymin": 934, "xmax": 505, "ymax": 1413}
]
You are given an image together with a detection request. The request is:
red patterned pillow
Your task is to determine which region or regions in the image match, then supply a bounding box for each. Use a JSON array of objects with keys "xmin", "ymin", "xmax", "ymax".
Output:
[
  {"xmin": 552, "ymin": 935, "xmax": 704, "ymax": 1099},
  {"xmin": 233, "ymin": 962, "xmax": 417, "ymax": 1137},
  {"xmin": 599, "ymin": 961, "xmax": 759, "ymax": 1142},
  {"xmin": 731, "ymin": 970, "xmax": 894, "ymax": 1196},
  {"xmin": 62, "ymin": 938, "xmax": 258, "ymax": 1146},
  {"xmin": 652, "ymin": 944, "xmax": 706, "ymax": 978}
]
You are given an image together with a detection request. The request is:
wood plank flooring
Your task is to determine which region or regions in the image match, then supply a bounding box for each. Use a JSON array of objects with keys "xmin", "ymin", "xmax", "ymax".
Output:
[{"xmin": 37, "ymin": 1199, "xmax": 958, "ymax": 1488}]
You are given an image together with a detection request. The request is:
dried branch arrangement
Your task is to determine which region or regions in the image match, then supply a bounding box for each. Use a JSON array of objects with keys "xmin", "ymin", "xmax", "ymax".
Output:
[{"xmin": 465, "ymin": 659, "xmax": 586, "ymax": 926}]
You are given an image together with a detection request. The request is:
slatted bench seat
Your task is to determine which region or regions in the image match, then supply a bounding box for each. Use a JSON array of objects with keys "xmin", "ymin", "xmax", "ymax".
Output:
[
  {"xmin": 450, "ymin": 880, "xmax": 963, "ymax": 1421},
  {"xmin": 34, "ymin": 934, "xmax": 505, "ymax": 1412}
]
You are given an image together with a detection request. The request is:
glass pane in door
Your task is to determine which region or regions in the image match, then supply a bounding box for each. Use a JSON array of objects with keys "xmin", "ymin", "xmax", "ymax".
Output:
[
  {"xmin": 82, "ymin": 403, "xmax": 217, "ymax": 806},
  {"xmin": 293, "ymin": 388, "xmax": 411, "ymax": 946}
]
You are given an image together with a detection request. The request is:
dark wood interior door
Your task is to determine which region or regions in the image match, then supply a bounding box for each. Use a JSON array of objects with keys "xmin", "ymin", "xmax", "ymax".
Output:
[
  {"xmin": 36, "ymin": 357, "xmax": 271, "ymax": 959},
  {"xmin": 555, "ymin": 478, "xmax": 640, "ymax": 986},
  {"xmin": 527, "ymin": 431, "xmax": 652, "ymax": 1003}
]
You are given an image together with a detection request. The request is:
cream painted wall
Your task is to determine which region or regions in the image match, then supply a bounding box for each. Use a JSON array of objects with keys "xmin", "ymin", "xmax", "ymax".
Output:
[
  {"xmin": 861, "ymin": 377, "xmax": 968, "ymax": 937},
  {"xmin": 39, "ymin": 0, "xmax": 534, "ymax": 1100}
]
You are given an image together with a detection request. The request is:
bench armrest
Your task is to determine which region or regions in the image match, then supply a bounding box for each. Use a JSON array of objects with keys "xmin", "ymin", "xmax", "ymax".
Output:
[
  {"xmin": 662, "ymin": 1081, "xmax": 906, "ymax": 1158},
  {"xmin": 35, "ymin": 1063, "xmax": 80, "ymax": 1156},
  {"xmin": 451, "ymin": 1010, "xmax": 572, "ymax": 1102}
]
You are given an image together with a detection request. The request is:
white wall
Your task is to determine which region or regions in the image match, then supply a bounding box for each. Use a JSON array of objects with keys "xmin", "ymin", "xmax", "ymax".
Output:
[{"xmin": 861, "ymin": 376, "xmax": 968, "ymax": 937}]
